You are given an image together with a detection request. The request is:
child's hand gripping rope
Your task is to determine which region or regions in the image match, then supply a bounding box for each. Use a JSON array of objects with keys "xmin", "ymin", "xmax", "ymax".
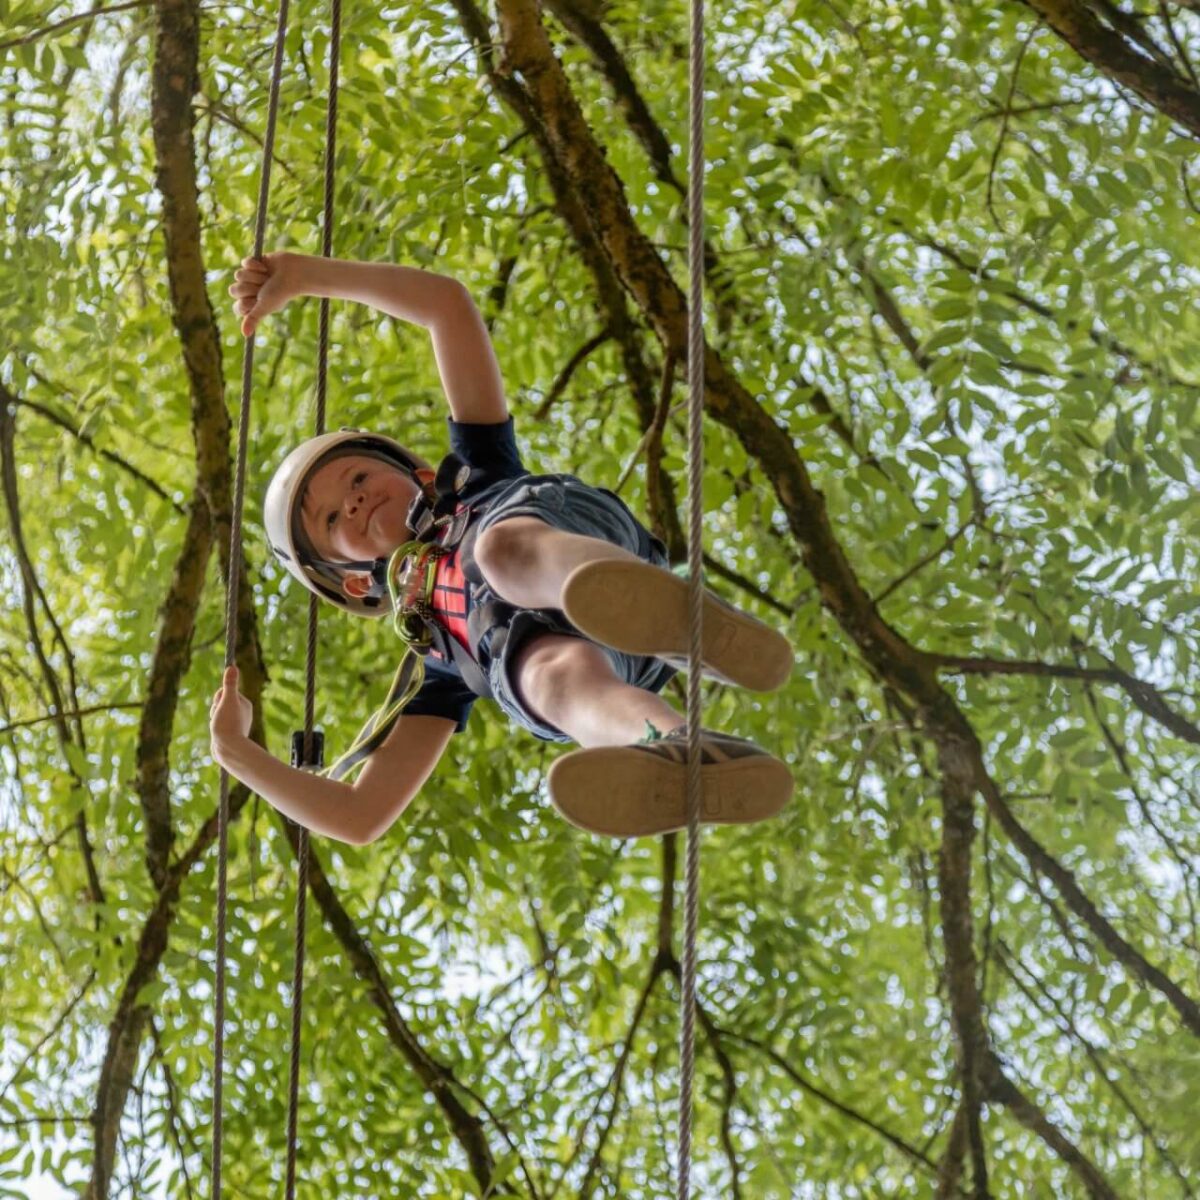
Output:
[
  {"xmin": 209, "ymin": 665, "xmax": 253, "ymax": 768},
  {"xmin": 228, "ymin": 253, "xmax": 297, "ymax": 337}
]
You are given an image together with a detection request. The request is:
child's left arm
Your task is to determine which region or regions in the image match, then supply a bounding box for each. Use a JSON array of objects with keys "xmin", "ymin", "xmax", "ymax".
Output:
[{"xmin": 207, "ymin": 666, "xmax": 441, "ymax": 845}]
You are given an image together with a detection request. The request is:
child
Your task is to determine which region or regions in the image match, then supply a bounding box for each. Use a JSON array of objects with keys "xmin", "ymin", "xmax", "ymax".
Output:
[{"xmin": 209, "ymin": 252, "xmax": 794, "ymax": 843}]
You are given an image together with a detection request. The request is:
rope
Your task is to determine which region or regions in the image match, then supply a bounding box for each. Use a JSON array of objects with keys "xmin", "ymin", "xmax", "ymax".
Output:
[
  {"xmin": 212, "ymin": 0, "xmax": 291, "ymax": 1192},
  {"xmin": 284, "ymin": 0, "xmax": 342, "ymax": 1193},
  {"xmin": 677, "ymin": 0, "xmax": 705, "ymax": 1192}
]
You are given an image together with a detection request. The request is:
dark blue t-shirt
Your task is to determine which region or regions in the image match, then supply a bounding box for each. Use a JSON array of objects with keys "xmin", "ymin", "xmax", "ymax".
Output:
[{"xmin": 395, "ymin": 416, "xmax": 529, "ymax": 732}]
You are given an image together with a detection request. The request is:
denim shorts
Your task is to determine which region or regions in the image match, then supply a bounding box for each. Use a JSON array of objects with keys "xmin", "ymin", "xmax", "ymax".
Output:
[{"xmin": 473, "ymin": 473, "xmax": 678, "ymax": 743}]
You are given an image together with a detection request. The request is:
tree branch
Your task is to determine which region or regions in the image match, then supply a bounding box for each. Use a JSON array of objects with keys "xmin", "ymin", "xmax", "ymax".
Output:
[
  {"xmin": 9, "ymin": 391, "xmax": 184, "ymax": 514},
  {"xmin": 449, "ymin": 0, "xmax": 691, "ymax": 559},
  {"xmin": 1013, "ymin": 0, "xmax": 1200, "ymax": 139},
  {"xmin": 467, "ymin": 10, "xmax": 1165, "ymax": 1194},
  {"xmin": 996, "ymin": 940, "xmax": 1194, "ymax": 1195},
  {"xmin": 273, "ymin": 816, "xmax": 510, "ymax": 1194},
  {"xmin": 86, "ymin": 0, "xmax": 271, "ymax": 1189},
  {"xmin": 574, "ymin": 956, "xmax": 667, "ymax": 1198},
  {"xmin": 936, "ymin": 1102, "xmax": 968, "ymax": 1198},
  {"xmin": 978, "ymin": 773, "xmax": 1200, "ymax": 1037},
  {"xmin": 0, "ymin": 395, "xmax": 105, "ymax": 914},
  {"xmin": 0, "ymin": 0, "xmax": 151, "ymax": 51},
  {"xmin": 532, "ymin": 325, "xmax": 613, "ymax": 420},
  {"xmin": 983, "ymin": 1060, "xmax": 1119, "ymax": 1199},
  {"xmin": 933, "ymin": 650, "xmax": 1200, "ymax": 745},
  {"xmin": 541, "ymin": 0, "xmax": 739, "ymax": 333},
  {"xmin": 88, "ymin": 780, "xmax": 255, "ymax": 1200},
  {"xmin": 0, "ymin": 702, "xmax": 143, "ymax": 737}
]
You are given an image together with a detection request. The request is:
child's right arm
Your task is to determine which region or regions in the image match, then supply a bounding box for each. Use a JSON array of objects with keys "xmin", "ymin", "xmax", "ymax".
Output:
[
  {"xmin": 210, "ymin": 669, "xmax": 455, "ymax": 844},
  {"xmin": 229, "ymin": 252, "xmax": 466, "ymax": 337},
  {"xmin": 228, "ymin": 252, "xmax": 508, "ymax": 424}
]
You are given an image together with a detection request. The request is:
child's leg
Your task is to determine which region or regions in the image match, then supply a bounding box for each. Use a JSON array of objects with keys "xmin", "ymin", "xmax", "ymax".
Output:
[
  {"xmin": 474, "ymin": 516, "xmax": 644, "ymax": 612},
  {"xmin": 511, "ymin": 632, "xmax": 684, "ymax": 748},
  {"xmin": 477, "ymin": 515, "xmax": 791, "ymax": 694},
  {"xmin": 512, "ymin": 635, "xmax": 794, "ymax": 838}
]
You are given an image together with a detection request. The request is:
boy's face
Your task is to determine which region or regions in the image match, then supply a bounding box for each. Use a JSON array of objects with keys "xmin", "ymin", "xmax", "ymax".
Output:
[{"xmin": 299, "ymin": 454, "xmax": 421, "ymax": 600}]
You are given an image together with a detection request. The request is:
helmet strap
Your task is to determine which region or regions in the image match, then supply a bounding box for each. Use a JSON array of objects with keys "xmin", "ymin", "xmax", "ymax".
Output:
[{"xmin": 305, "ymin": 555, "xmax": 390, "ymax": 602}]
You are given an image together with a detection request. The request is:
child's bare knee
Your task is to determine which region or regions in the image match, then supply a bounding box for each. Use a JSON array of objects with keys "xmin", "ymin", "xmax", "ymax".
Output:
[
  {"xmin": 475, "ymin": 516, "xmax": 553, "ymax": 579},
  {"xmin": 512, "ymin": 634, "xmax": 613, "ymax": 723}
]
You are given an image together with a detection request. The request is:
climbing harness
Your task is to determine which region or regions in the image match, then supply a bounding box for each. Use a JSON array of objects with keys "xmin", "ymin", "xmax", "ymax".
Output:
[{"xmin": 313, "ymin": 455, "xmax": 523, "ymax": 781}]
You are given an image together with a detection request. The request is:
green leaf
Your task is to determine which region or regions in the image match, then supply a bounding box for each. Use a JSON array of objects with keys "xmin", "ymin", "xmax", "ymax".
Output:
[
  {"xmin": 1149, "ymin": 446, "xmax": 1188, "ymax": 482},
  {"xmin": 920, "ymin": 326, "xmax": 965, "ymax": 356}
]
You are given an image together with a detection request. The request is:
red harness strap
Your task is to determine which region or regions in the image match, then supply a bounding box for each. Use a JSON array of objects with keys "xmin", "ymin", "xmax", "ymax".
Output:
[
  {"xmin": 426, "ymin": 501, "xmax": 474, "ymax": 662},
  {"xmin": 430, "ymin": 545, "xmax": 471, "ymax": 658}
]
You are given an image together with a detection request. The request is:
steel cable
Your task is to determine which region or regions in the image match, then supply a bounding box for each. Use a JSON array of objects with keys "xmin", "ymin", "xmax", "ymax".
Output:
[{"xmin": 677, "ymin": 0, "xmax": 706, "ymax": 1194}]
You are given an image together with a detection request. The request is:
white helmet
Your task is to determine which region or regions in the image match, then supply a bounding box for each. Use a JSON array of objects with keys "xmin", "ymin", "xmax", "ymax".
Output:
[{"xmin": 263, "ymin": 429, "xmax": 436, "ymax": 618}]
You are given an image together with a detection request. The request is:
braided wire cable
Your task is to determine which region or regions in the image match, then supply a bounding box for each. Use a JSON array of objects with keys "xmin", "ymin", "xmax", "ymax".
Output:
[
  {"xmin": 677, "ymin": 0, "xmax": 705, "ymax": 1194},
  {"xmin": 213, "ymin": 0, "xmax": 291, "ymax": 1193},
  {"xmin": 314, "ymin": 0, "xmax": 341, "ymax": 420},
  {"xmin": 284, "ymin": 822, "xmax": 310, "ymax": 1200},
  {"xmin": 286, "ymin": 1, "xmax": 342, "ymax": 1193}
]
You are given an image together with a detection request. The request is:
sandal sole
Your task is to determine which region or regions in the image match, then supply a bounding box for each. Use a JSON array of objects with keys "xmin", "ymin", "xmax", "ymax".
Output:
[
  {"xmin": 561, "ymin": 560, "xmax": 792, "ymax": 693},
  {"xmin": 548, "ymin": 746, "xmax": 794, "ymax": 838}
]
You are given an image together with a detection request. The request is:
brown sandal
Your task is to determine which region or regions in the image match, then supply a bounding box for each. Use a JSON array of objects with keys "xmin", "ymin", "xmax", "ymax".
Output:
[
  {"xmin": 561, "ymin": 559, "xmax": 793, "ymax": 693},
  {"xmin": 548, "ymin": 722, "xmax": 793, "ymax": 838}
]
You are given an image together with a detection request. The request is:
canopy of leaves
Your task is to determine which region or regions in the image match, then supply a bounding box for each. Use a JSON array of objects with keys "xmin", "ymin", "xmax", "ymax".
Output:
[{"xmin": 2, "ymin": 0, "xmax": 1199, "ymax": 1196}]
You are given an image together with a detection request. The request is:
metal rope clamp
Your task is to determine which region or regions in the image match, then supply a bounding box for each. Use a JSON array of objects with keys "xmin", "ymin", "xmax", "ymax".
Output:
[{"xmin": 290, "ymin": 729, "xmax": 325, "ymax": 770}]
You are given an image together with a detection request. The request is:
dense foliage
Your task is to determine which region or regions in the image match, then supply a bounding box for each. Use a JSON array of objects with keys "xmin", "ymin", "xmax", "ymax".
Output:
[{"xmin": 2, "ymin": 0, "xmax": 1199, "ymax": 1195}]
